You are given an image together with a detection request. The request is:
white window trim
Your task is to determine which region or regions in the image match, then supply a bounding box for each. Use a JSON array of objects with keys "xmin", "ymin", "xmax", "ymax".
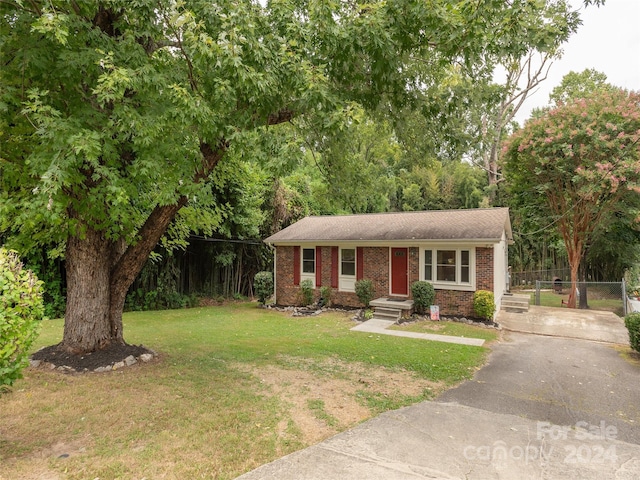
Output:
[
  {"xmin": 300, "ymin": 247, "xmax": 316, "ymax": 287},
  {"xmin": 419, "ymin": 246, "xmax": 475, "ymax": 291},
  {"xmin": 339, "ymin": 246, "xmax": 357, "ymax": 292}
]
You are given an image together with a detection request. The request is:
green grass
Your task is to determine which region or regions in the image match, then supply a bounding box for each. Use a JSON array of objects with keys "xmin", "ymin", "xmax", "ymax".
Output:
[
  {"xmin": 2, "ymin": 302, "xmax": 493, "ymax": 480},
  {"xmin": 307, "ymin": 399, "xmax": 339, "ymax": 427},
  {"xmin": 521, "ymin": 290, "xmax": 624, "ymax": 316},
  {"xmin": 30, "ymin": 302, "xmax": 487, "ymax": 383},
  {"xmin": 389, "ymin": 319, "xmax": 499, "ymax": 342}
]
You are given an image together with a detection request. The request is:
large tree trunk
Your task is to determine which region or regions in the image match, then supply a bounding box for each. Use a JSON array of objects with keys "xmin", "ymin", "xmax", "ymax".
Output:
[
  {"xmin": 61, "ymin": 200, "xmax": 188, "ymax": 354},
  {"xmin": 63, "ymin": 227, "xmax": 121, "ymax": 353},
  {"xmin": 59, "ymin": 142, "xmax": 227, "ymax": 355}
]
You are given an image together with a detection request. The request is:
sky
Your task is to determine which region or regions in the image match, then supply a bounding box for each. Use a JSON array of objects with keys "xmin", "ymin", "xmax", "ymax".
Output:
[{"xmin": 513, "ymin": 0, "xmax": 640, "ymax": 124}]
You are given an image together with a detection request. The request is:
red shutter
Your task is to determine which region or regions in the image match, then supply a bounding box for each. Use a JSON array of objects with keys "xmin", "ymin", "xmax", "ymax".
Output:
[
  {"xmin": 331, "ymin": 246, "xmax": 339, "ymax": 288},
  {"xmin": 356, "ymin": 247, "xmax": 364, "ymax": 280},
  {"xmin": 315, "ymin": 246, "xmax": 322, "ymax": 287},
  {"xmin": 293, "ymin": 246, "xmax": 300, "ymax": 286}
]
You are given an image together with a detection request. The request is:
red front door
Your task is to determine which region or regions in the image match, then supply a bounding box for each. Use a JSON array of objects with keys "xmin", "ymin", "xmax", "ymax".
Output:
[{"xmin": 391, "ymin": 248, "xmax": 408, "ymax": 296}]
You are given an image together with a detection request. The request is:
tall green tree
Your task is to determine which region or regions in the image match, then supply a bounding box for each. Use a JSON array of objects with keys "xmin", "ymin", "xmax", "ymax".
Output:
[
  {"xmin": 548, "ymin": 68, "xmax": 616, "ymax": 105},
  {"xmin": 503, "ymin": 88, "xmax": 640, "ymax": 308},
  {"xmin": 1, "ymin": 0, "xmax": 602, "ymax": 354}
]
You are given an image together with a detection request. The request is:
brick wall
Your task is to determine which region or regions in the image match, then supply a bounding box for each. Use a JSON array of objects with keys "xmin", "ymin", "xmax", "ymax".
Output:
[
  {"xmin": 362, "ymin": 247, "xmax": 389, "ymax": 299},
  {"xmin": 409, "ymin": 247, "xmax": 420, "ymax": 285},
  {"xmin": 275, "ymin": 246, "xmax": 303, "ymax": 305},
  {"xmin": 476, "ymin": 247, "xmax": 494, "ymax": 291},
  {"xmin": 430, "ymin": 247, "xmax": 494, "ymax": 317},
  {"xmin": 274, "ymin": 245, "xmax": 495, "ymax": 317}
]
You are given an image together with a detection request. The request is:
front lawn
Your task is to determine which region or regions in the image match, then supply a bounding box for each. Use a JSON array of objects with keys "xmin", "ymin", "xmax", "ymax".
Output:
[
  {"xmin": 390, "ymin": 318, "xmax": 500, "ymax": 342},
  {"xmin": 1, "ymin": 302, "xmax": 492, "ymax": 480}
]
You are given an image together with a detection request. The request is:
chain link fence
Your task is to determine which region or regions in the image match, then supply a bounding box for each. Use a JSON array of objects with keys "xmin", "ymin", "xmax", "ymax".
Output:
[
  {"xmin": 533, "ymin": 280, "xmax": 627, "ymax": 316},
  {"xmin": 511, "ymin": 268, "xmax": 572, "ymax": 287}
]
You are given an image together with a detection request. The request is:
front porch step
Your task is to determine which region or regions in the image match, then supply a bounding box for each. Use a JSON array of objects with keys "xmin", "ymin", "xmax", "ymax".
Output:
[
  {"xmin": 501, "ymin": 294, "xmax": 530, "ymax": 313},
  {"xmin": 371, "ymin": 306, "xmax": 401, "ymax": 322},
  {"xmin": 370, "ymin": 298, "xmax": 414, "ymax": 310}
]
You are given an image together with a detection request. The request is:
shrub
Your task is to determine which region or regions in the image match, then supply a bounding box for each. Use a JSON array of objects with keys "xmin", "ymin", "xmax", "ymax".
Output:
[
  {"xmin": 319, "ymin": 286, "xmax": 332, "ymax": 307},
  {"xmin": 355, "ymin": 279, "xmax": 375, "ymax": 307},
  {"xmin": 299, "ymin": 279, "xmax": 314, "ymax": 306},
  {"xmin": 0, "ymin": 249, "xmax": 43, "ymax": 392},
  {"xmin": 624, "ymin": 313, "xmax": 640, "ymax": 353},
  {"xmin": 411, "ymin": 281, "xmax": 435, "ymax": 315},
  {"xmin": 254, "ymin": 271, "xmax": 274, "ymax": 305},
  {"xmin": 473, "ymin": 290, "xmax": 496, "ymax": 320}
]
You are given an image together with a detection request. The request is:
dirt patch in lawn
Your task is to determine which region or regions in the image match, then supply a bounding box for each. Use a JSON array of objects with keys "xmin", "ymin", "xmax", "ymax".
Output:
[{"xmin": 235, "ymin": 356, "xmax": 443, "ymax": 445}]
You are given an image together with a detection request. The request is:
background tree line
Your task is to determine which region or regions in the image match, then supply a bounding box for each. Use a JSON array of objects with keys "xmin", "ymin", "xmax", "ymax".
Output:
[{"xmin": 3, "ymin": 0, "xmax": 637, "ymax": 341}]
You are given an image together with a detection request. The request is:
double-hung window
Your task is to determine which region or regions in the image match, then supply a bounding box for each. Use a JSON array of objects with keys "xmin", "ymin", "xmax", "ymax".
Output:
[
  {"xmin": 302, "ymin": 248, "xmax": 315, "ymax": 274},
  {"xmin": 339, "ymin": 247, "xmax": 357, "ymax": 292},
  {"xmin": 341, "ymin": 249, "xmax": 356, "ymax": 276}
]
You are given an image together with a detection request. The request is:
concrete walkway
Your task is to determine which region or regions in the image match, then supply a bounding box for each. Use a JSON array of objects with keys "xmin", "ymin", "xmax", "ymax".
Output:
[
  {"xmin": 350, "ymin": 318, "xmax": 486, "ymax": 347},
  {"xmin": 497, "ymin": 305, "xmax": 628, "ymax": 344}
]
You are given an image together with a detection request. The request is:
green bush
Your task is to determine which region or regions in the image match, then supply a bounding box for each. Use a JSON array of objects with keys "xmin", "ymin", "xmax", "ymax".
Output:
[
  {"xmin": 254, "ymin": 271, "xmax": 274, "ymax": 305},
  {"xmin": 473, "ymin": 290, "xmax": 496, "ymax": 320},
  {"xmin": 299, "ymin": 279, "xmax": 314, "ymax": 306},
  {"xmin": 411, "ymin": 281, "xmax": 435, "ymax": 315},
  {"xmin": 355, "ymin": 279, "xmax": 375, "ymax": 307},
  {"xmin": 319, "ymin": 286, "xmax": 332, "ymax": 307},
  {"xmin": 624, "ymin": 313, "xmax": 640, "ymax": 353},
  {"xmin": 0, "ymin": 249, "xmax": 43, "ymax": 392}
]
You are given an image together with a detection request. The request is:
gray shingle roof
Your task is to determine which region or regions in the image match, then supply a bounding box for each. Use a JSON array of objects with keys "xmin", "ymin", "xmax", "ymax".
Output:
[{"xmin": 265, "ymin": 208, "xmax": 512, "ymax": 244}]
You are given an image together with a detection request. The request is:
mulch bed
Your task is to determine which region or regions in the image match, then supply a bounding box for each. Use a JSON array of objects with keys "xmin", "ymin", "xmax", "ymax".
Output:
[{"xmin": 31, "ymin": 343, "xmax": 153, "ymax": 371}]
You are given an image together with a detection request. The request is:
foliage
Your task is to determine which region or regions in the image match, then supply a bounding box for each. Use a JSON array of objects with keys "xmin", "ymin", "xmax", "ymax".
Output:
[
  {"xmin": 22, "ymin": 253, "xmax": 66, "ymax": 319},
  {"xmin": 624, "ymin": 313, "xmax": 640, "ymax": 353},
  {"xmin": 548, "ymin": 69, "xmax": 617, "ymax": 106},
  {"xmin": 503, "ymin": 86, "xmax": 640, "ymax": 307},
  {"xmin": 254, "ymin": 271, "xmax": 274, "ymax": 305},
  {"xmin": 319, "ymin": 286, "xmax": 332, "ymax": 308},
  {"xmin": 0, "ymin": 249, "xmax": 43, "ymax": 391},
  {"xmin": 299, "ymin": 279, "xmax": 314, "ymax": 306},
  {"xmin": 473, "ymin": 290, "xmax": 496, "ymax": 320},
  {"xmin": 124, "ymin": 254, "xmax": 199, "ymax": 311},
  {"xmin": 0, "ymin": 0, "xmax": 603, "ymax": 351},
  {"xmin": 355, "ymin": 279, "xmax": 375, "ymax": 307},
  {"xmin": 411, "ymin": 281, "xmax": 436, "ymax": 315}
]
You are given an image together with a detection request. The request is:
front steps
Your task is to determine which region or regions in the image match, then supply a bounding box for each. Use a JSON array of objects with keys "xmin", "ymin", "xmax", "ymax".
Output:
[
  {"xmin": 372, "ymin": 306, "xmax": 401, "ymax": 322},
  {"xmin": 501, "ymin": 293, "xmax": 530, "ymax": 313},
  {"xmin": 370, "ymin": 298, "xmax": 414, "ymax": 323}
]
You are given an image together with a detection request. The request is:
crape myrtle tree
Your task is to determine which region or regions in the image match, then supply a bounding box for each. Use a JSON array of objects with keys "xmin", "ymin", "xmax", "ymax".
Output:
[
  {"xmin": 0, "ymin": 0, "xmax": 600, "ymax": 354},
  {"xmin": 503, "ymin": 87, "xmax": 640, "ymax": 308}
]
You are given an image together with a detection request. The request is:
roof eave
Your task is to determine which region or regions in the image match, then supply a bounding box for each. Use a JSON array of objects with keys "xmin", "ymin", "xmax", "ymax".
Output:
[{"xmin": 265, "ymin": 238, "xmax": 504, "ymax": 246}]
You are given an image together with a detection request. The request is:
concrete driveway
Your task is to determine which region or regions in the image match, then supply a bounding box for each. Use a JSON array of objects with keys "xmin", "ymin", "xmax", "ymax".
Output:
[
  {"xmin": 497, "ymin": 306, "xmax": 628, "ymax": 344},
  {"xmin": 238, "ymin": 329, "xmax": 640, "ymax": 479}
]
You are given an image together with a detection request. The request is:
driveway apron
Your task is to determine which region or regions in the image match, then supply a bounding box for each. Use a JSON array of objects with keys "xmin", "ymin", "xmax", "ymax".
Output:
[{"xmin": 438, "ymin": 332, "xmax": 640, "ymax": 445}]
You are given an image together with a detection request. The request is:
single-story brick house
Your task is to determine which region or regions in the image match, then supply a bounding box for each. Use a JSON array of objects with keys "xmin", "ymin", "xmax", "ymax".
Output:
[{"xmin": 264, "ymin": 207, "xmax": 513, "ymax": 318}]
